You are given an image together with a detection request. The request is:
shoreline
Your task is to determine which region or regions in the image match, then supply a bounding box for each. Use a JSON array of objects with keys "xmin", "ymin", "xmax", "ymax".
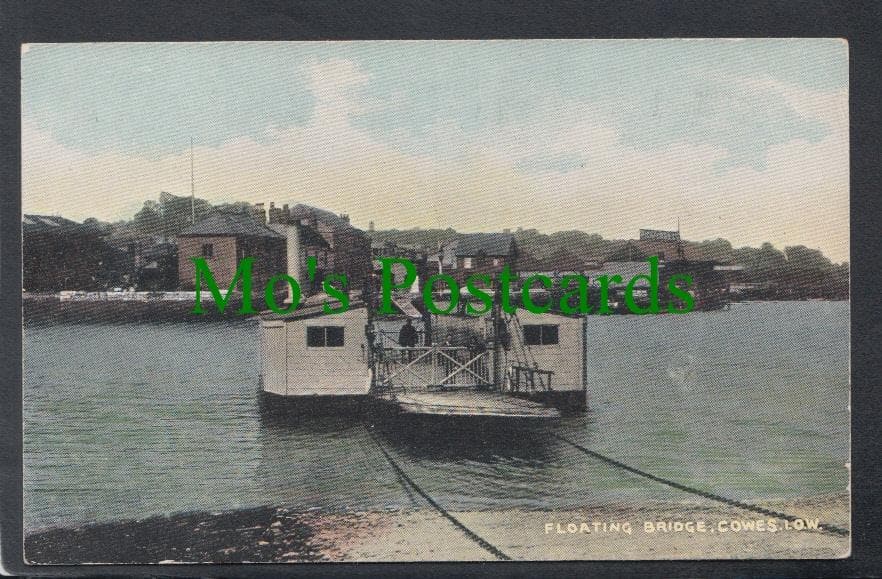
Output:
[
  {"xmin": 24, "ymin": 493, "xmax": 850, "ymax": 563},
  {"xmin": 22, "ymin": 296, "xmax": 257, "ymax": 323},
  {"xmin": 22, "ymin": 295, "xmax": 848, "ymax": 324}
]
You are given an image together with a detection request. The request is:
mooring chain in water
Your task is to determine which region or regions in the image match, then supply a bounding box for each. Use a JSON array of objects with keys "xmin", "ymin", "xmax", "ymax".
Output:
[
  {"xmin": 357, "ymin": 427, "xmax": 419, "ymax": 509},
  {"xmin": 364, "ymin": 425, "xmax": 512, "ymax": 561},
  {"xmin": 388, "ymin": 452, "xmax": 420, "ymax": 509},
  {"xmin": 553, "ymin": 433, "xmax": 850, "ymax": 538}
]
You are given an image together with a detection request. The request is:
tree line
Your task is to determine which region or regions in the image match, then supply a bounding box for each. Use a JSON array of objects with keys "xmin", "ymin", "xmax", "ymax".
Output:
[
  {"xmin": 369, "ymin": 228, "xmax": 849, "ymax": 300},
  {"xmin": 82, "ymin": 193, "xmax": 849, "ymax": 300}
]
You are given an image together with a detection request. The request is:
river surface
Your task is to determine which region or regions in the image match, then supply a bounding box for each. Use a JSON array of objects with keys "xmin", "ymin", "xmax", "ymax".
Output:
[{"xmin": 23, "ymin": 301, "xmax": 849, "ymax": 531}]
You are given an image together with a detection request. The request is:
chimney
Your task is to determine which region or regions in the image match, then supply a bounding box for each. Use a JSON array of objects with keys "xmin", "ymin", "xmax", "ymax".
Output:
[
  {"xmin": 502, "ymin": 228, "xmax": 511, "ymax": 234},
  {"xmin": 254, "ymin": 202, "xmax": 266, "ymax": 223},
  {"xmin": 340, "ymin": 214, "xmax": 350, "ymax": 224},
  {"xmin": 284, "ymin": 224, "xmax": 302, "ymax": 302},
  {"xmin": 268, "ymin": 202, "xmax": 286, "ymax": 224}
]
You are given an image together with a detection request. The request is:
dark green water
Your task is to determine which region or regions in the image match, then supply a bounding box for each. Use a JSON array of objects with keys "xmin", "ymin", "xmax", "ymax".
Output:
[{"xmin": 23, "ymin": 301, "xmax": 849, "ymax": 530}]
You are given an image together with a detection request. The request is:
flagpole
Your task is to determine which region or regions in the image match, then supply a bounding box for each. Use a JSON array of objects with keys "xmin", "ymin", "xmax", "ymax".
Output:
[{"xmin": 190, "ymin": 137, "xmax": 195, "ymax": 224}]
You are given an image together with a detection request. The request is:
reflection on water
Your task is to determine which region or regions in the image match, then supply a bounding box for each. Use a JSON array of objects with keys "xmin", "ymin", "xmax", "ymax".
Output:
[
  {"xmin": 24, "ymin": 302, "xmax": 849, "ymax": 530},
  {"xmin": 373, "ymin": 416, "xmax": 559, "ymax": 464}
]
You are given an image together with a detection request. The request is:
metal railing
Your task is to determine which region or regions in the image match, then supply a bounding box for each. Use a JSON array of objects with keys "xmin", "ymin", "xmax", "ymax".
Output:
[
  {"xmin": 507, "ymin": 365, "xmax": 554, "ymax": 393},
  {"xmin": 372, "ymin": 345, "xmax": 491, "ymax": 394},
  {"xmin": 376, "ymin": 329, "xmax": 426, "ymax": 349}
]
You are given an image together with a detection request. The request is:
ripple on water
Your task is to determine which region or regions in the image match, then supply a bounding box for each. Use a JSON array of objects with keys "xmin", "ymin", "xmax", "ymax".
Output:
[{"xmin": 24, "ymin": 302, "xmax": 849, "ymax": 529}]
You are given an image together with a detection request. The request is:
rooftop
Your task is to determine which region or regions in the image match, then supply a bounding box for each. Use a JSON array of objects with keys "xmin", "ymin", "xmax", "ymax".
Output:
[
  {"xmin": 23, "ymin": 214, "xmax": 95, "ymax": 235},
  {"xmin": 628, "ymin": 239, "xmax": 703, "ymax": 261},
  {"xmin": 455, "ymin": 233, "xmax": 516, "ymax": 257},
  {"xmin": 267, "ymin": 222, "xmax": 330, "ymax": 248},
  {"xmin": 588, "ymin": 261, "xmax": 657, "ymax": 287},
  {"xmin": 178, "ymin": 213, "xmax": 285, "ymax": 239},
  {"xmin": 288, "ymin": 204, "xmax": 356, "ymax": 231}
]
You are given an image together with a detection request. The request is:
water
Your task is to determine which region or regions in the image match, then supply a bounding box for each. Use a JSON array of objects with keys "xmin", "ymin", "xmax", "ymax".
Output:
[{"xmin": 23, "ymin": 302, "xmax": 850, "ymax": 530}]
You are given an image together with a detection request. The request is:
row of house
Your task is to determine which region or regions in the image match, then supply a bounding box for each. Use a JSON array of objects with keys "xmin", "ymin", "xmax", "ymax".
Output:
[
  {"xmin": 420, "ymin": 229, "xmax": 720, "ymax": 280},
  {"xmin": 23, "ymin": 215, "xmax": 130, "ymax": 292},
  {"xmin": 23, "ymin": 206, "xmax": 737, "ymax": 309},
  {"xmin": 176, "ymin": 203, "xmax": 372, "ymax": 297},
  {"xmin": 22, "ymin": 203, "xmax": 372, "ymax": 295}
]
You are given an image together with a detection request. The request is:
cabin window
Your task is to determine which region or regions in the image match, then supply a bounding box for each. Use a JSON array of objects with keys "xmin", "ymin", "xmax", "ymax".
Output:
[
  {"xmin": 463, "ymin": 257, "xmax": 473, "ymax": 269},
  {"xmin": 325, "ymin": 326, "xmax": 344, "ymax": 347},
  {"xmin": 201, "ymin": 243, "xmax": 214, "ymax": 258},
  {"xmin": 306, "ymin": 326, "xmax": 345, "ymax": 347},
  {"xmin": 523, "ymin": 324, "xmax": 559, "ymax": 346}
]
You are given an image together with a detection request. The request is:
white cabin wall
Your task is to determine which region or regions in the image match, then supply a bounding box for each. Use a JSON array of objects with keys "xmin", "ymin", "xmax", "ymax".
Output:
[
  {"xmin": 510, "ymin": 311, "xmax": 584, "ymax": 392},
  {"xmin": 260, "ymin": 320, "xmax": 287, "ymax": 395},
  {"xmin": 284, "ymin": 308, "xmax": 371, "ymax": 396}
]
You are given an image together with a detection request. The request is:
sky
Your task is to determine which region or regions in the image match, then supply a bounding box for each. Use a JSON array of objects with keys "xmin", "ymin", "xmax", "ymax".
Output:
[{"xmin": 21, "ymin": 40, "xmax": 849, "ymax": 262}]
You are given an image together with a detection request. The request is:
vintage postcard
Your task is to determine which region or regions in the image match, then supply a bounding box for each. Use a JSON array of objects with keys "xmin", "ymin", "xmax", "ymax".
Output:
[{"xmin": 20, "ymin": 39, "xmax": 849, "ymax": 563}]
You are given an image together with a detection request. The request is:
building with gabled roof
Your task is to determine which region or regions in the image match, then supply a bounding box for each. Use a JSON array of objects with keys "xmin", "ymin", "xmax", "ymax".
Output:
[
  {"xmin": 267, "ymin": 202, "xmax": 372, "ymax": 287},
  {"xmin": 455, "ymin": 232, "xmax": 517, "ymax": 259},
  {"xmin": 288, "ymin": 203, "xmax": 355, "ymax": 231},
  {"xmin": 451, "ymin": 232, "xmax": 518, "ymax": 282},
  {"xmin": 426, "ymin": 239, "xmax": 459, "ymax": 274},
  {"xmin": 22, "ymin": 214, "xmax": 84, "ymax": 234},
  {"xmin": 177, "ymin": 212, "xmax": 286, "ymax": 293},
  {"xmin": 179, "ymin": 212, "xmax": 285, "ymax": 239},
  {"xmin": 267, "ymin": 220, "xmax": 331, "ymax": 296},
  {"xmin": 23, "ymin": 214, "xmax": 128, "ymax": 291},
  {"xmin": 587, "ymin": 261, "xmax": 656, "ymax": 288}
]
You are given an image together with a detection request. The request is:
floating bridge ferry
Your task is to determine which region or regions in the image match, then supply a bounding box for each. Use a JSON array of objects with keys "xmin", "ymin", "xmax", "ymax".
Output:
[{"xmin": 258, "ymin": 293, "xmax": 587, "ymax": 420}]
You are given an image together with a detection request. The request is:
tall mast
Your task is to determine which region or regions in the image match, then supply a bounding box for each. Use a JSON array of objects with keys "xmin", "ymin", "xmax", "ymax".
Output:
[
  {"xmin": 492, "ymin": 285, "xmax": 503, "ymax": 390},
  {"xmin": 676, "ymin": 217, "xmax": 685, "ymax": 260},
  {"xmin": 190, "ymin": 137, "xmax": 195, "ymax": 224}
]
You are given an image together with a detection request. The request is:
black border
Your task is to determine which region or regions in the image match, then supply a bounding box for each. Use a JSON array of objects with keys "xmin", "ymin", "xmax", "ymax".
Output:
[{"xmin": 2, "ymin": 1, "xmax": 880, "ymax": 576}]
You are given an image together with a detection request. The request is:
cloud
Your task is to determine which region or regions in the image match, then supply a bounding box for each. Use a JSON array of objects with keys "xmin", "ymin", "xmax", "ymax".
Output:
[
  {"xmin": 307, "ymin": 57, "xmax": 371, "ymax": 126},
  {"xmin": 22, "ymin": 57, "xmax": 849, "ymax": 262}
]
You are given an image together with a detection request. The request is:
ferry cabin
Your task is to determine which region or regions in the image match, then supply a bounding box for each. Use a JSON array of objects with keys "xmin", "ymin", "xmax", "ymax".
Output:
[
  {"xmin": 260, "ymin": 299, "xmax": 372, "ymax": 398},
  {"xmin": 259, "ymin": 295, "xmax": 587, "ymax": 413},
  {"xmin": 431, "ymin": 309, "xmax": 587, "ymax": 412}
]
